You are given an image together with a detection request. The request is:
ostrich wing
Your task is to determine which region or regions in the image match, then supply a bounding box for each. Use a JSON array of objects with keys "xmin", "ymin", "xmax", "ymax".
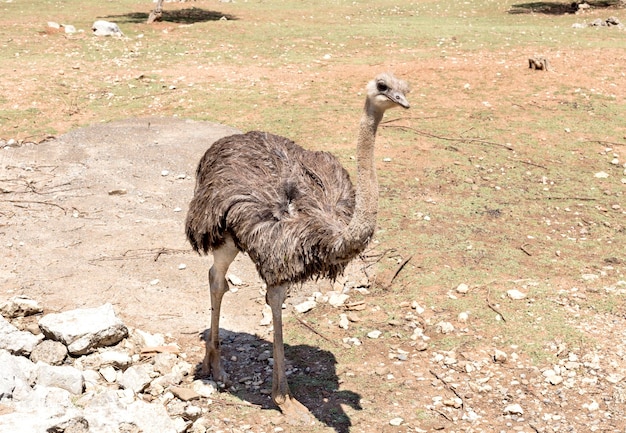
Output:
[{"xmin": 186, "ymin": 131, "xmax": 356, "ymax": 286}]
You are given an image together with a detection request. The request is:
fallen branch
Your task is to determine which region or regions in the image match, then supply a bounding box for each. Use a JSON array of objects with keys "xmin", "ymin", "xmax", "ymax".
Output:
[
  {"xmin": 382, "ymin": 124, "xmax": 515, "ymax": 151},
  {"xmin": 486, "ymin": 288, "xmax": 506, "ymax": 322},
  {"xmin": 583, "ymin": 139, "xmax": 625, "ymax": 147},
  {"xmin": 386, "ymin": 254, "xmax": 413, "ymax": 288},
  {"xmin": 520, "ymin": 243, "xmax": 533, "ymax": 256},
  {"xmin": 2, "ymin": 199, "xmax": 67, "ymax": 214},
  {"xmin": 429, "ymin": 369, "xmax": 464, "ymax": 409},
  {"xmin": 293, "ymin": 314, "xmax": 342, "ymax": 348}
]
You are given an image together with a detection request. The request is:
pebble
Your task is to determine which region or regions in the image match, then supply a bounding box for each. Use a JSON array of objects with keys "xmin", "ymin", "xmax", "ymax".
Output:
[
  {"xmin": 435, "ymin": 321, "xmax": 454, "ymax": 334},
  {"xmin": 389, "ymin": 417, "xmax": 403, "ymax": 426},
  {"xmin": 493, "ymin": 349, "xmax": 508, "ymax": 363},
  {"xmin": 456, "ymin": 283, "xmax": 469, "ymax": 294},
  {"xmin": 338, "ymin": 314, "xmax": 349, "ymax": 330},
  {"xmin": 327, "ymin": 292, "xmax": 349, "ymax": 307},
  {"xmin": 293, "ymin": 300, "xmax": 316, "ymax": 314},
  {"xmin": 504, "ymin": 403, "xmax": 524, "ymax": 415},
  {"xmin": 367, "ymin": 330, "xmax": 382, "ymax": 339},
  {"xmin": 226, "ymin": 274, "xmax": 243, "ymax": 286},
  {"xmin": 507, "ymin": 289, "xmax": 527, "ymax": 300}
]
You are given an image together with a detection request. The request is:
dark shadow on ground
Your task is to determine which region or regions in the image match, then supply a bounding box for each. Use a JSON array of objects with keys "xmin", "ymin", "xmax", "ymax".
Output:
[
  {"xmin": 509, "ymin": 0, "xmax": 623, "ymax": 14},
  {"xmin": 103, "ymin": 8, "xmax": 237, "ymax": 24},
  {"xmin": 196, "ymin": 330, "xmax": 361, "ymax": 433}
]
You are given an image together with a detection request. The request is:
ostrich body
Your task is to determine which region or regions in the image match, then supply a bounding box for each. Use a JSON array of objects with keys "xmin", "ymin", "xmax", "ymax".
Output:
[{"xmin": 185, "ymin": 73, "xmax": 410, "ymax": 422}]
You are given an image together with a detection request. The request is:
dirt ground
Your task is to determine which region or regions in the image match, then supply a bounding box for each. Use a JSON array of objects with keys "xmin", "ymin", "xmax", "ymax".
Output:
[{"xmin": 2, "ymin": 6, "xmax": 626, "ymax": 432}]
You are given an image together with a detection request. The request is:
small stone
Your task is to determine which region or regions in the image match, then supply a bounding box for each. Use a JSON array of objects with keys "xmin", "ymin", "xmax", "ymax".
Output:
[
  {"xmin": 493, "ymin": 349, "xmax": 508, "ymax": 363},
  {"xmin": 594, "ymin": 171, "xmax": 609, "ymax": 178},
  {"xmin": 585, "ymin": 400, "xmax": 600, "ymax": 411},
  {"xmin": 327, "ymin": 292, "xmax": 349, "ymax": 307},
  {"xmin": 338, "ymin": 314, "xmax": 349, "ymax": 330},
  {"xmin": 504, "ymin": 403, "xmax": 524, "ymax": 415},
  {"xmin": 99, "ymin": 366, "xmax": 118, "ymax": 383},
  {"xmin": 293, "ymin": 300, "xmax": 316, "ymax": 314},
  {"xmin": 389, "ymin": 417, "xmax": 403, "ymax": 426},
  {"xmin": 178, "ymin": 263, "xmax": 187, "ymax": 270},
  {"xmin": 191, "ymin": 379, "xmax": 217, "ymax": 397},
  {"xmin": 458, "ymin": 312, "xmax": 469, "ymax": 323},
  {"xmin": 170, "ymin": 386, "xmax": 200, "ymax": 401},
  {"xmin": 367, "ymin": 330, "xmax": 382, "ymax": 339},
  {"xmin": 435, "ymin": 321, "xmax": 454, "ymax": 334},
  {"xmin": 30, "ymin": 340, "xmax": 68, "ymax": 365},
  {"xmin": 0, "ymin": 296, "xmax": 43, "ymax": 318},
  {"xmin": 260, "ymin": 305, "xmax": 272, "ymax": 326},
  {"xmin": 226, "ymin": 274, "xmax": 243, "ymax": 286},
  {"xmin": 506, "ymin": 289, "xmax": 527, "ymax": 300},
  {"xmin": 456, "ymin": 283, "xmax": 469, "ymax": 294}
]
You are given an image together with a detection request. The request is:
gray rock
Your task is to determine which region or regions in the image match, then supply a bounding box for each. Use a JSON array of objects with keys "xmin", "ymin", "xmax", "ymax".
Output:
[
  {"xmin": 99, "ymin": 350, "xmax": 132, "ymax": 370},
  {"xmin": 38, "ymin": 303, "xmax": 128, "ymax": 355},
  {"xmin": 0, "ymin": 296, "xmax": 43, "ymax": 318},
  {"xmin": 92, "ymin": 20, "xmax": 124, "ymax": 37},
  {"xmin": 118, "ymin": 364, "xmax": 153, "ymax": 393},
  {"xmin": 0, "ymin": 315, "xmax": 42, "ymax": 355},
  {"xmin": 152, "ymin": 352, "xmax": 178, "ymax": 375},
  {"xmin": 37, "ymin": 362, "xmax": 84, "ymax": 395},
  {"xmin": 0, "ymin": 349, "xmax": 37, "ymax": 400},
  {"xmin": 0, "ymin": 386, "xmax": 82, "ymax": 433},
  {"xmin": 81, "ymin": 390, "xmax": 177, "ymax": 433},
  {"xmin": 30, "ymin": 340, "xmax": 68, "ymax": 365}
]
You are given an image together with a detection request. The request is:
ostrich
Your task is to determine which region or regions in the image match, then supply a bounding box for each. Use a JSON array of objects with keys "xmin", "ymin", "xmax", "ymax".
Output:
[{"xmin": 185, "ymin": 73, "xmax": 410, "ymax": 422}]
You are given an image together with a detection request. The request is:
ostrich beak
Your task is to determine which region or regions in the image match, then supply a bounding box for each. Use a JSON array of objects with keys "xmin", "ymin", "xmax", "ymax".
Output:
[{"xmin": 389, "ymin": 91, "xmax": 410, "ymax": 109}]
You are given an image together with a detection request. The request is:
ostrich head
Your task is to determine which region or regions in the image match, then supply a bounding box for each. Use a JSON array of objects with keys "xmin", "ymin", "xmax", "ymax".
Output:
[{"xmin": 366, "ymin": 73, "xmax": 411, "ymax": 111}]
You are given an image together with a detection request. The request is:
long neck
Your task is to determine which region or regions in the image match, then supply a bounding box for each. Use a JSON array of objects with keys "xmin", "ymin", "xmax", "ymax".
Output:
[{"xmin": 335, "ymin": 99, "xmax": 383, "ymax": 258}]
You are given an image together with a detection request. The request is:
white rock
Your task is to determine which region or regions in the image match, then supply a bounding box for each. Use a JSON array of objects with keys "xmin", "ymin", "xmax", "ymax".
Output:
[
  {"xmin": 118, "ymin": 364, "xmax": 153, "ymax": 393},
  {"xmin": 293, "ymin": 300, "xmax": 316, "ymax": 314},
  {"xmin": 92, "ymin": 20, "xmax": 124, "ymax": 37},
  {"xmin": 38, "ymin": 303, "xmax": 128, "ymax": 355},
  {"xmin": 435, "ymin": 321, "xmax": 454, "ymax": 334},
  {"xmin": 191, "ymin": 379, "xmax": 217, "ymax": 397},
  {"xmin": 135, "ymin": 329, "xmax": 165, "ymax": 348},
  {"xmin": 226, "ymin": 274, "xmax": 243, "ymax": 286},
  {"xmin": 506, "ymin": 289, "xmax": 527, "ymax": 300},
  {"xmin": 0, "ymin": 315, "xmax": 42, "ymax": 356},
  {"xmin": 458, "ymin": 311, "xmax": 469, "ymax": 323},
  {"xmin": 338, "ymin": 314, "xmax": 349, "ymax": 330},
  {"xmin": 456, "ymin": 283, "xmax": 469, "ymax": 294},
  {"xmin": 327, "ymin": 292, "xmax": 349, "ymax": 307},
  {"xmin": 99, "ymin": 350, "xmax": 132, "ymax": 369},
  {"xmin": 37, "ymin": 362, "xmax": 84, "ymax": 395},
  {"xmin": 0, "ymin": 296, "xmax": 43, "ymax": 318},
  {"xmin": 504, "ymin": 403, "xmax": 524, "ymax": 415},
  {"xmin": 594, "ymin": 171, "xmax": 609, "ymax": 178},
  {"xmin": 584, "ymin": 400, "xmax": 600, "ymax": 411},
  {"xmin": 100, "ymin": 366, "xmax": 118, "ymax": 383},
  {"xmin": 493, "ymin": 349, "xmax": 508, "ymax": 363},
  {"xmin": 411, "ymin": 301, "xmax": 425, "ymax": 314},
  {"xmin": 367, "ymin": 330, "xmax": 382, "ymax": 339},
  {"xmin": 389, "ymin": 417, "xmax": 403, "ymax": 426},
  {"xmin": 259, "ymin": 304, "xmax": 272, "ymax": 326},
  {"xmin": 63, "ymin": 24, "xmax": 76, "ymax": 34}
]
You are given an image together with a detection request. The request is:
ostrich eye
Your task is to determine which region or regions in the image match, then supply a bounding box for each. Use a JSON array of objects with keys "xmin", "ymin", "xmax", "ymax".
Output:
[{"xmin": 376, "ymin": 82, "xmax": 388, "ymax": 92}]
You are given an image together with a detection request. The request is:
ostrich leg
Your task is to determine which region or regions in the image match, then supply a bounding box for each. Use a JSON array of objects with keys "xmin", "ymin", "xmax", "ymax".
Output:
[
  {"xmin": 202, "ymin": 236, "xmax": 238, "ymax": 383},
  {"xmin": 266, "ymin": 284, "xmax": 314, "ymax": 424}
]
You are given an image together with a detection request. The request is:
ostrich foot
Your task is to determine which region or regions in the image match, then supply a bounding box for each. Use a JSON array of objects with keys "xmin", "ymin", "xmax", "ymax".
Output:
[
  {"xmin": 277, "ymin": 395, "xmax": 315, "ymax": 426},
  {"xmin": 200, "ymin": 347, "xmax": 230, "ymax": 385}
]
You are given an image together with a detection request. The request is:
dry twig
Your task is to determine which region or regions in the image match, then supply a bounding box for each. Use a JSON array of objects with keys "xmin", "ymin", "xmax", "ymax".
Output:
[
  {"xmin": 486, "ymin": 288, "xmax": 506, "ymax": 322},
  {"xmin": 293, "ymin": 314, "xmax": 342, "ymax": 348}
]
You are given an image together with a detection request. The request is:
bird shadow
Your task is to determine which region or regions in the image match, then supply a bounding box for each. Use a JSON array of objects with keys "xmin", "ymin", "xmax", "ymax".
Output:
[
  {"xmin": 508, "ymin": 0, "xmax": 622, "ymax": 14},
  {"xmin": 102, "ymin": 8, "xmax": 238, "ymax": 25},
  {"xmin": 195, "ymin": 329, "xmax": 361, "ymax": 433}
]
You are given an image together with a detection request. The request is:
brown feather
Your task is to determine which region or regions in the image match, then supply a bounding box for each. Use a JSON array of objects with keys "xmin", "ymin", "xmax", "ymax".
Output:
[{"xmin": 185, "ymin": 131, "xmax": 358, "ymax": 287}]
